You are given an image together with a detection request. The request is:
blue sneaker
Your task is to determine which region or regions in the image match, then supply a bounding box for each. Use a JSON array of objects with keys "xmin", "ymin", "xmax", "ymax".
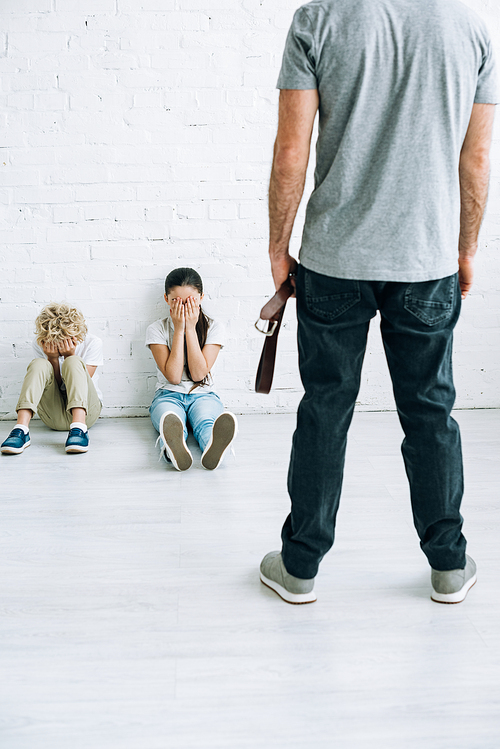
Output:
[
  {"xmin": 1, "ymin": 428, "xmax": 31, "ymax": 455},
  {"xmin": 65, "ymin": 427, "xmax": 89, "ymax": 454}
]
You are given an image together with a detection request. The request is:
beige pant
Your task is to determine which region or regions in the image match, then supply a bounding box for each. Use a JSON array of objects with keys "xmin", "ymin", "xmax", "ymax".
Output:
[{"xmin": 16, "ymin": 356, "xmax": 102, "ymax": 431}]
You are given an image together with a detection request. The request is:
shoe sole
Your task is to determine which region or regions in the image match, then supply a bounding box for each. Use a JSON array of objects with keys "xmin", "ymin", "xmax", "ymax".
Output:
[
  {"xmin": 65, "ymin": 445, "xmax": 89, "ymax": 453},
  {"xmin": 431, "ymin": 574, "xmax": 477, "ymax": 604},
  {"xmin": 260, "ymin": 572, "xmax": 317, "ymax": 605},
  {"xmin": 201, "ymin": 412, "xmax": 237, "ymax": 470},
  {"xmin": 162, "ymin": 413, "xmax": 192, "ymax": 471},
  {"xmin": 1, "ymin": 441, "xmax": 30, "ymax": 455}
]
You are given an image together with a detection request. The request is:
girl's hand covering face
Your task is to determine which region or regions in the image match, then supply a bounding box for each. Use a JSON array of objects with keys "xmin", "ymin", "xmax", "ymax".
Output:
[
  {"xmin": 170, "ymin": 297, "xmax": 185, "ymax": 330},
  {"xmin": 184, "ymin": 296, "xmax": 200, "ymax": 330}
]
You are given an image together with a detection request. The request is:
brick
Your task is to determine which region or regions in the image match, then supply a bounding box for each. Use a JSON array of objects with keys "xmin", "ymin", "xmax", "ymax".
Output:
[
  {"xmin": 53, "ymin": 205, "xmax": 81, "ymax": 223},
  {"xmin": 58, "ymin": 71, "xmax": 117, "ymax": 92},
  {"xmin": 198, "ymin": 182, "xmax": 262, "ymax": 200},
  {"xmin": 15, "ymin": 186, "xmax": 74, "ymax": 204},
  {"xmin": 169, "ymin": 220, "xmax": 228, "ymax": 240},
  {"xmin": 145, "ymin": 205, "xmax": 175, "ymax": 222},
  {"xmin": 55, "ymin": 0, "xmax": 115, "ymax": 10},
  {"xmin": 46, "ymin": 223, "xmax": 110, "ymax": 243},
  {"xmin": 208, "ymin": 202, "xmax": 238, "ymax": 220},
  {"xmin": 3, "ymin": 0, "xmax": 51, "ymax": 10},
  {"xmin": 9, "ymin": 148, "xmax": 57, "ymax": 166},
  {"xmin": 226, "ymin": 89, "xmax": 255, "ymax": 107},
  {"xmin": 173, "ymin": 165, "xmax": 231, "ymax": 183},
  {"xmin": 114, "ymin": 203, "xmax": 146, "ymax": 222},
  {"xmin": 0, "ymin": 167, "xmax": 39, "ymax": 187},
  {"xmin": 90, "ymin": 244, "xmax": 153, "ymax": 263},
  {"xmin": 151, "ymin": 50, "xmax": 210, "ymax": 69},
  {"xmin": 137, "ymin": 184, "xmax": 197, "ymax": 201},
  {"xmin": 4, "ymin": 74, "xmax": 56, "ymax": 93},
  {"xmin": 75, "ymin": 184, "xmax": 136, "ymax": 202},
  {"xmin": 238, "ymin": 200, "xmax": 267, "ymax": 219},
  {"xmin": 30, "ymin": 244, "xmax": 91, "ymax": 263},
  {"xmin": 133, "ymin": 92, "xmax": 163, "ymax": 108},
  {"xmin": 0, "ymin": 228, "xmax": 36, "ymax": 243},
  {"xmin": 93, "ymin": 52, "xmax": 140, "ymax": 70},
  {"xmin": 9, "ymin": 33, "xmax": 69, "ymax": 54},
  {"xmin": 118, "ymin": 0, "xmax": 176, "ymax": 10},
  {"xmin": 7, "ymin": 93, "xmax": 34, "ymax": 109},
  {"xmin": 34, "ymin": 92, "xmax": 68, "ymax": 111},
  {"xmin": 175, "ymin": 203, "xmax": 206, "ymax": 220}
]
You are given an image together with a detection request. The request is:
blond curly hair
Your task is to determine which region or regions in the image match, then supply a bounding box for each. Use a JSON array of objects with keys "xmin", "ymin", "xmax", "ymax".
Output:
[{"xmin": 35, "ymin": 303, "xmax": 88, "ymax": 345}]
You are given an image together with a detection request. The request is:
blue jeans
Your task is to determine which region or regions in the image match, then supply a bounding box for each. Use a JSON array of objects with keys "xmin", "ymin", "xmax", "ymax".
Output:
[
  {"xmin": 150, "ymin": 389, "xmax": 224, "ymax": 452},
  {"xmin": 282, "ymin": 265, "xmax": 466, "ymax": 579}
]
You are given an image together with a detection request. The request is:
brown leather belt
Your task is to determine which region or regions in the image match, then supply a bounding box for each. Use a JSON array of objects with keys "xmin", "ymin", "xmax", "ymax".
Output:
[{"xmin": 254, "ymin": 276, "xmax": 295, "ymax": 394}]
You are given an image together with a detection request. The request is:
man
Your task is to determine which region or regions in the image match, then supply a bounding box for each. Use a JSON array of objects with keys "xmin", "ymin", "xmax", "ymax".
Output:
[{"xmin": 260, "ymin": 0, "xmax": 497, "ymax": 605}]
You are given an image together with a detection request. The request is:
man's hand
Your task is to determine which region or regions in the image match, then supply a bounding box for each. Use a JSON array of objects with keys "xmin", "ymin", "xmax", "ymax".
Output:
[
  {"xmin": 184, "ymin": 296, "xmax": 200, "ymax": 331},
  {"xmin": 458, "ymin": 255, "xmax": 475, "ymax": 300},
  {"xmin": 57, "ymin": 337, "xmax": 78, "ymax": 358},
  {"xmin": 270, "ymin": 253, "xmax": 298, "ymax": 293},
  {"xmin": 169, "ymin": 297, "xmax": 185, "ymax": 332},
  {"xmin": 41, "ymin": 340, "xmax": 61, "ymax": 361}
]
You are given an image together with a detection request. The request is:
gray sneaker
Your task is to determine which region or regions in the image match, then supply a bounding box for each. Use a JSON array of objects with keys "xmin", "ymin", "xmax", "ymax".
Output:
[
  {"xmin": 201, "ymin": 412, "xmax": 237, "ymax": 470},
  {"xmin": 431, "ymin": 554, "xmax": 477, "ymax": 604},
  {"xmin": 158, "ymin": 411, "xmax": 192, "ymax": 471},
  {"xmin": 260, "ymin": 551, "xmax": 317, "ymax": 604}
]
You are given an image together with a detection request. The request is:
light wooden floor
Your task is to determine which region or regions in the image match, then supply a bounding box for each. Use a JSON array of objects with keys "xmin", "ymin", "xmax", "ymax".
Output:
[{"xmin": 1, "ymin": 410, "xmax": 499, "ymax": 749}]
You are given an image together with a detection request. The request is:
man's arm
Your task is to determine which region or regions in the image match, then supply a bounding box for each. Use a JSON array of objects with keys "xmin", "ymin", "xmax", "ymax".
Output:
[
  {"xmin": 458, "ymin": 103, "xmax": 496, "ymax": 299},
  {"xmin": 269, "ymin": 88, "xmax": 319, "ymax": 290}
]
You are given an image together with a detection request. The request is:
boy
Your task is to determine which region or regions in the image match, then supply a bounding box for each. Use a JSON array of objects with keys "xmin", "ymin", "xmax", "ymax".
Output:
[{"xmin": 1, "ymin": 302, "xmax": 103, "ymax": 455}]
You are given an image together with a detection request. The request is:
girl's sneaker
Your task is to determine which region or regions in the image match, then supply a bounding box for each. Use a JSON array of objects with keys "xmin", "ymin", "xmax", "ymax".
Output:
[
  {"xmin": 1, "ymin": 428, "xmax": 31, "ymax": 454},
  {"xmin": 201, "ymin": 412, "xmax": 238, "ymax": 470},
  {"xmin": 159, "ymin": 412, "xmax": 192, "ymax": 471}
]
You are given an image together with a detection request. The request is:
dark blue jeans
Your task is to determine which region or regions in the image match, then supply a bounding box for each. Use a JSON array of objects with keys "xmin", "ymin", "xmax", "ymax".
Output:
[{"xmin": 282, "ymin": 265, "xmax": 466, "ymax": 579}]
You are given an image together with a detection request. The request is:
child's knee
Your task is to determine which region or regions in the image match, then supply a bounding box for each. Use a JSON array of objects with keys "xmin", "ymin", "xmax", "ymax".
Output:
[
  {"xmin": 26, "ymin": 358, "xmax": 52, "ymax": 375},
  {"xmin": 61, "ymin": 355, "xmax": 85, "ymax": 373}
]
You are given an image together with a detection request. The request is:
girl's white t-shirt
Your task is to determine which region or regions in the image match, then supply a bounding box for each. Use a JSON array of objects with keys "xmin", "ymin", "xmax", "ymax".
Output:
[
  {"xmin": 145, "ymin": 315, "xmax": 224, "ymax": 394},
  {"xmin": 32, "ymin": 333, "xmax": 104, "ymax": 402}
]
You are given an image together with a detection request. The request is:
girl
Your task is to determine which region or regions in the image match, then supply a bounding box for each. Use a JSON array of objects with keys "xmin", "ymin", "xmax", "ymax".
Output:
[{"xmin": 145, "ymin": 267, "xmax": 237, "ymax": 471}]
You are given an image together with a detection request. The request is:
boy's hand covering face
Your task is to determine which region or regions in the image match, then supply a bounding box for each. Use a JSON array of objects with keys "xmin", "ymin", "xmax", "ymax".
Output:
[
  {"xmin": 41, "ymin": 340, "xmax": 60, "ymax": 360},
  {"xmin": 41, "ymin": 337, "xmax": 78, "ymax": 359},
  {"xmin": 57, "ymin": 337, "xmax": 78, "ymax": 358}
]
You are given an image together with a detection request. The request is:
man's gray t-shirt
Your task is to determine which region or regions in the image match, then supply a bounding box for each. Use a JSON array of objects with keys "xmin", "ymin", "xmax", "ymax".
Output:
[{"xmin": 278, "ymin": 0, "xmax": 498, "ymax": 282}]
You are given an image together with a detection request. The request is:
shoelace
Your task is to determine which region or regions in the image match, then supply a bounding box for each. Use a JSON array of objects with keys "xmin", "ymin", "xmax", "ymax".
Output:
[
  {"xmin": 68, "ymin": 428, "xmax": 87, "ymax": 438},
  {"xmin": 10, "ymin": 428, "xmax": 26, "ymax": 437},
  {"xmin": 7, "ymin": 428, "xmax": 26, "ymax": 440},
  {"xmin": 155, "ymin": 435, "xmax": 167, "ymax": 462}
]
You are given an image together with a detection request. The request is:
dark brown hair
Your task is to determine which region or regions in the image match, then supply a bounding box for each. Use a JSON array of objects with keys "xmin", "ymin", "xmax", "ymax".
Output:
[{"xmin": 165, "ymin": 267, "xmax": 211, "ymax": 387}]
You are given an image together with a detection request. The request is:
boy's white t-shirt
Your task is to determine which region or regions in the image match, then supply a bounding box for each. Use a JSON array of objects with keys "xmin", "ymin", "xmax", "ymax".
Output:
[
  {"xmin": 32, "ymin": 333, "xmax": 104, "ymax": 402},
  {"xmin": 145, "ymin": 315, "xmax": 224, "ymax": 394}
]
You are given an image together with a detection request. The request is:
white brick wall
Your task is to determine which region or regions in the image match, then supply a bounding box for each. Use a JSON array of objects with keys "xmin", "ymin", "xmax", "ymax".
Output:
[{"xmin": 1, "ymin": 0, "xmax": 499, "ymax": 419}]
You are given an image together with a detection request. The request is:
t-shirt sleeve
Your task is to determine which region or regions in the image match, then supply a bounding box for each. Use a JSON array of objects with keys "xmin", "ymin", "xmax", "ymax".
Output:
[
  {"xmin": 277, "ymin": 7, "xmax": 317, "ymax": 90},
  {"xmin": 205, "ymin": 319, "xmax": 224, "ymax": 348},
  {"xmin": 475, "ymin": 38, "xmax": 499, "ymax": 104},
  {"xmin": 145, "ymin": 320, "xmax": 169, "ymax": 349},
  {"xmin": 32, "ymin": 340, "xmax": 45, "ymax": 358},
  {"xmin": 82, "ymin": 336, "xmax": 104, "ymax": 366}
]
